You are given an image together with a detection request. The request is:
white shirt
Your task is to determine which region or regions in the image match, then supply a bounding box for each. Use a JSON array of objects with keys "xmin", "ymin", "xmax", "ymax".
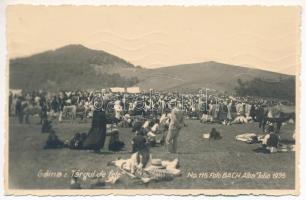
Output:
[{"xmin": 114, "ymin": 103, "xmax": 123, "ymax": 119}]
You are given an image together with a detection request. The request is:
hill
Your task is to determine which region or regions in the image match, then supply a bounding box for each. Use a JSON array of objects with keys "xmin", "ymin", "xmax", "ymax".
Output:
[
  {"xmin": 11, "ymin": 44, "xmax": 134, "ymax": 68},
  {"xmin": 9, "ymin": 44, "xmax": 138, "ymax": 90},
  {"xmin": 127, "ymin": 61, "xmax": 294, "ymax": 93},
  {"xmin": 9, "ymin": 44, "xmax": 294, "ymax": 93}
]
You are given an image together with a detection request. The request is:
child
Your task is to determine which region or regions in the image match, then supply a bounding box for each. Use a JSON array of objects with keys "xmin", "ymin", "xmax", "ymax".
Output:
[
  {"xmin": 132, "ymin": 130, "xmax": 147, "ymax": 153},
  {"xmin": 108, "ymin": 130, "xmax": 125, "ymax": 151},
  {"xmin": 209, "ymin": 128, "xmax": 222, "ymax": 140},
  {"xmin": 44, "ymin": 130, "xmax": 65, "ymax": 149}
]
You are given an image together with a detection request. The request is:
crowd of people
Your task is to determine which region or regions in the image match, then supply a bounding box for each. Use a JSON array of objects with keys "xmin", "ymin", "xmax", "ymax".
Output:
[
  {"xmin": 9, "ymin": 89, "xmax": 291, "ymax": 124},
  {"xmin": 9, "ymin": 88, "xmax": 295, "ymax": 184}
]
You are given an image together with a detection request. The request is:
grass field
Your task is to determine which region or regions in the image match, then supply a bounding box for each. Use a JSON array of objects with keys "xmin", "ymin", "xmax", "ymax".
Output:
[{"xmin": 8, "ymin": 116, "xmax": 295, "ymax": 189}]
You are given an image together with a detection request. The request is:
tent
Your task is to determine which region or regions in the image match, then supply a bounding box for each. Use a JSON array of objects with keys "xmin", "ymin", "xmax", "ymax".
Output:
[
  {"xmin": 126, "ymin": 87, "xmax": 141, "ymax": 94},
  {"xmin": 10, "ymin": 89, "xmax": 22, "ymax": 96},
  {"xmin": 110, "ymin": 87, "xmax": 125, "ymax": 93}
]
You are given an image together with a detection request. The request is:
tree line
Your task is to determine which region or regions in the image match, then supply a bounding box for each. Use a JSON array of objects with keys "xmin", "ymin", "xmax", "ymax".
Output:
[
  {"xmin": 10, "ymin": 62, "xmax": 139, "ymax": 90},
  {"xmin": 234, "ymin": 77, "xmax": 295, "ymax": 102}
]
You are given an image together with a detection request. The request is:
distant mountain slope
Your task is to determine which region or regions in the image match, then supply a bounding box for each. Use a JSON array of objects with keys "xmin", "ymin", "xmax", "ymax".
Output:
[
  {"xmin": 9, "ymin": 44, "xmax": 294, "ymax": 92},
  {"xmin": 11, "ymin": 44, "xmax": 134, "ymax": 68},
  {"xmin": 131, "ymin": 61, "xmax": 294, "ymax": 92},
  {"xmin": 9, "ymin": 44, "xmax": 138, "ymax": 90}
]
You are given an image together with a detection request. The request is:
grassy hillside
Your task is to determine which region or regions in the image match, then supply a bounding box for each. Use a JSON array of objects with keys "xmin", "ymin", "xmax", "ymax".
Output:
[
  {"xmin": 131, "ymin": 61, "xmax": 294, "ymax": 92},
  {"xmin": 9, "ymin": 45, "xmax": 138, "ymax": 90}
]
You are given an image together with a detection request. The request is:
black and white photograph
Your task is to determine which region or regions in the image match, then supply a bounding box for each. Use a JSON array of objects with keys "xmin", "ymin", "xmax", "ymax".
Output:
[{"xmin": 4, "ymin": 5, "xmax": 300, "ymax": 195}]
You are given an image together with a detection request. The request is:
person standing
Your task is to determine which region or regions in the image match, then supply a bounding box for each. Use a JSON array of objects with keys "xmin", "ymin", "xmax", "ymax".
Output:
[
  {"xmin": 82, "ymin": 100, "xmax": 113, "ymax": 153},
  {"xmin": 51, "ymin": 96, "xmax": 59, "ymax": 114},
  {"xmin": 166, "ymin": 106, "xmax": 184, "ymax": 153},
  {"xmin": 114, "ymin": 100, "xmax": 123, "ymax": 123},
  {"xmin": 226, "ymin": 100, "xmax": 233, "ymax": 121},
  {"xmin": 16, "ymin": 96, "xmax": 24, "ymax": 123},
  {"xmin": 58, "ymin": 92, "xmax": 65, "ymax": 122}
]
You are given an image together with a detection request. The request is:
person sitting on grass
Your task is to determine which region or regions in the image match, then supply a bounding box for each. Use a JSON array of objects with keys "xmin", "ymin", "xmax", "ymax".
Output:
[
  {"xmin": 147, "ymin": 119, "xmax": 161, "ymax": 147},
  {"xmin": 231, "ymin": 115, "xmax": 249, "ymax": 124},
  {"xmin": 108, "ymin": 144, "xmax": 181, "ymax": 183},
  {"xmin": 200, "ymin": 111, "xmax": 214, "ymax": 123},
  {"xmin": 253, "ymin": 125, "xmax": 280, "ymax": 154},
  {"xmin": 108, "ymin": 130, "xmax": 125, "ymax": 152},
  {"xmin": 109, "ymin": 134, "xmax": 151, "ymax": 174},
  {"xmin": 69, "ymin": 132, "xmax": 87, "ymax": 149},
  {"xmin": 262, "ymin": 126, "xmax": 280, "ymax": 153},
  {"xmin": 44, "ymin": 129, "xmax": 65, "ymax": 149},
  {"xmin": 209, "ymin": 128, "xmax": 222, "ymax": 140}
]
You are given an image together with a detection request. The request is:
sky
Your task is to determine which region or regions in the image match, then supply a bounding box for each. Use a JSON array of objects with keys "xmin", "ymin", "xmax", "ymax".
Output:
[{"xmin": 6, "ymin": 6, "xmax": 300, "ymax": 75}]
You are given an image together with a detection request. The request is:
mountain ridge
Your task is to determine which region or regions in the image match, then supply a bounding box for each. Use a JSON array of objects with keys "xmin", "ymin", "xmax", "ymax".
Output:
[
  {"xmin": 10, "ymin": 44, "xmax": 135, "ymax": 68},
  {"xmin": 9, "ymin": 44, "xmax": 294, "ymax": 92}
]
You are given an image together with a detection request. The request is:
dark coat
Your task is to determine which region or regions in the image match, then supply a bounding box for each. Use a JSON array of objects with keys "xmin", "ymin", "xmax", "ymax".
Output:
[
  {"xmin": 132, "ymin": 134, "xmax": 147, "ymax": 153},
  {"xmin": 82, "ymin": 110, "xmax": 112, "ymax": 150},
  {"xmin": 266, "ymin": 133, "xmax": 280, "ymax": 148},
  {"xmin": 108, "ymin": 140, "xmax": 125, "ymax": 151}
]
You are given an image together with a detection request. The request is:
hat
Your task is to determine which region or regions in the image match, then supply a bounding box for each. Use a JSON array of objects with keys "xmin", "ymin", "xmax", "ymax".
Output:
[
  {"xmin": 109, "ymin": 129, "xmax": 119, "ymax": 135},
  {"xmin": 149, "ymin": 159, "xmax": 165, "ymax": 169}
]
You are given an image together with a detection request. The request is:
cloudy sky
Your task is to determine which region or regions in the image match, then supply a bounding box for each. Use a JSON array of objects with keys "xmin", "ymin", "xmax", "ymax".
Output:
[{"xmin": 7, "ymin": 6, "xmax": 300, "ymax": 75}]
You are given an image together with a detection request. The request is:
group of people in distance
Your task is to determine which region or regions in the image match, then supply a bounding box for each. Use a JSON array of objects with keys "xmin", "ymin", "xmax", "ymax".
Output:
[
  {"xmin": 9, "ymin": 88, "xmax": 295, "ymax": 182},
  {"xmin": 9, "ymin": 89, "xmax": 292, "ymax": 125}
]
